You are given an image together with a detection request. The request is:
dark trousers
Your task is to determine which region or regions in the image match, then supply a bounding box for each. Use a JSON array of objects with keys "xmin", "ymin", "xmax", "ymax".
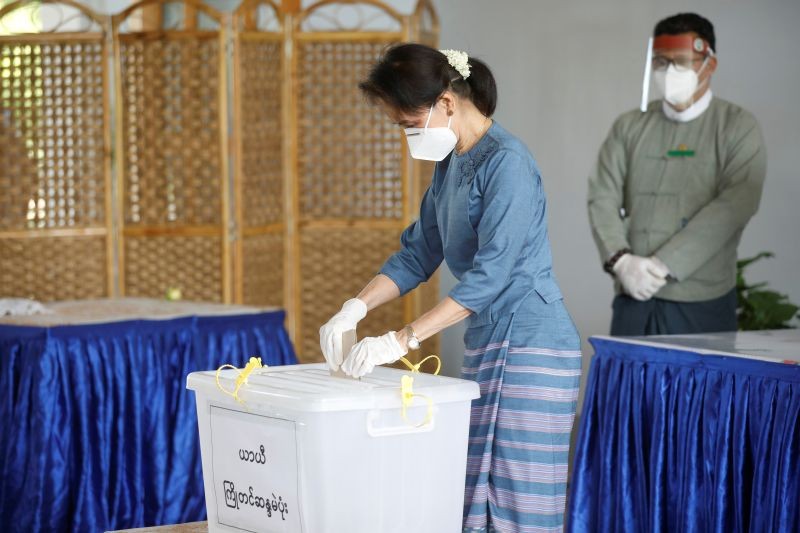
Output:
[{"xmin": 610, "ymin": 288, "xmax": 738, "ymax": 336}]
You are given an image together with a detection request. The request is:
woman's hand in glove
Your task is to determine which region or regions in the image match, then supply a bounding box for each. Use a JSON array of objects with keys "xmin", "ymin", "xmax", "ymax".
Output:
[
  {"xmin": 319, "ymin": 298, "xmax": 367, "ymax": 371},
  {"xmin": 341, "ymin": 331, "xmax": 408, "ymax": 378}
]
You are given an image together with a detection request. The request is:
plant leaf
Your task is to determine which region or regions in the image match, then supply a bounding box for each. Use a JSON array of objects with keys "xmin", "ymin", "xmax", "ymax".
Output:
[
  {"xmin": 737, "ymin": 251, "xmax": 774, "ymax": 270},
  {"xmin": 735, "ymin": 251, "xmax": 797, "ymax": 330}
]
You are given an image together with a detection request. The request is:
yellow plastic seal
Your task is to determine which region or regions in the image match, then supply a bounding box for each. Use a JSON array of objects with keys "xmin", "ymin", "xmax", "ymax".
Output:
[
  {"xmin": 399, "ymin": 354, "xmax": 442, "ymax": 376},
  {"xmin": 397, "ymin": 354, "xmax": 441, "ymax": 427},
  {"xmin": 215, "ymin": 356, "xmax": 264, "ymax": 405}
]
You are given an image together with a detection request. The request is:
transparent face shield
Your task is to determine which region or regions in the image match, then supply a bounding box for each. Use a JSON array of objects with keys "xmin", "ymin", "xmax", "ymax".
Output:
[{"xmin": 640, "ymin": 35, "xmax": 714, "ymax": 111}]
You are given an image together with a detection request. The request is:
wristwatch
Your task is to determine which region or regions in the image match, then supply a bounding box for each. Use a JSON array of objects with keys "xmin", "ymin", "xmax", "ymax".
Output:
[{"xmin": 403, "ymin": 325, "xmax": 421, "ymax": 351}]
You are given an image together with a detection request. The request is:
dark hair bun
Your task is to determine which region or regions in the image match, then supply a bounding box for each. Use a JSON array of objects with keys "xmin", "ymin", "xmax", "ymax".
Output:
[{"xmin": 359, "ymin": 43, "xmax": 497, "ymax": 117}]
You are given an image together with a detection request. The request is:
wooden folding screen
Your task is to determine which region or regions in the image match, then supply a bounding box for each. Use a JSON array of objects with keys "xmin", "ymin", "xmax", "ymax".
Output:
[
  {"xmin": 233, "ymin": 0, "xmax": 441, "ymax": 361},
  {"xmin": 0, "ymin": 0, "xmax": 112, "ymax": 300},
  {"xmin": 112, "ymin": 0, "xmax": 230, "ymax": 302},
  {"xmin": 1, "ymin": 0, "xmax": 440, "ymax": 362}
]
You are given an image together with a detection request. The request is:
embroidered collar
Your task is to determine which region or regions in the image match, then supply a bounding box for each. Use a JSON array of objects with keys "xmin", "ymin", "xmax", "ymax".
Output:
[{"xmin": 454, "ymin": 121, "xmax": 499, "ymax": 185}]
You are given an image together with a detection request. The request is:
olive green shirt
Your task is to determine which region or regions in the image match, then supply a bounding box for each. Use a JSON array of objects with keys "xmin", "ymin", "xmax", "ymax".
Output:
[{"xmin": 588, "ymin": 97, "xmax": 767, "ymax": 302}]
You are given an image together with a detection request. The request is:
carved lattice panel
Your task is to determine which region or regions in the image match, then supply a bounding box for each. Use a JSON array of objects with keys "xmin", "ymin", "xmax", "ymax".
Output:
[
  {"xmin": 117, "ymin": 35, "xmax": 222, "ymax": 227},
  {"xmin": 0, "ymin": 236, "xmax": 107, "ymax": 301},
  {"xmin": 124, "ymin": 235, "xmax": 222, "ymax": 301},
  {"xmin": 241, "ymin": 232, "xmax": 284, "ymax": 307},
  {"xmin": 0, "ymin": 0, "xmax": 111, "ymax": 301},
  {"xmin": 295, "ymin": 40, "xmax": 404, "ymax": 221},
  {"xmin": 297, "ymin": 226, "xmax": 405, "ymax": 361},
  {"xmin": 0, "ymin": 40, "xmax": 107, "ymax": 230},
  {"xmin": 233, "ymin": 28, "xmax": 285, "ymax": 308},
  {"xmin": 238, "ymin": 38, "xmax": 283, "ymax": 228},
  {"xmin": 113, "ymin": 0, "xmax": 229, "ymax": 301}
]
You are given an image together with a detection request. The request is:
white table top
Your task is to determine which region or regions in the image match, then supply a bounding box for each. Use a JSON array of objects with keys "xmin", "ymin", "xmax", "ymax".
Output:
[
  {"xmin": 0, "ymin": 298, "xmax": 278, "ymax": 327},
  {"xmin": 593, "ymin": 329, "xmax": 800, "ymax": 365}
]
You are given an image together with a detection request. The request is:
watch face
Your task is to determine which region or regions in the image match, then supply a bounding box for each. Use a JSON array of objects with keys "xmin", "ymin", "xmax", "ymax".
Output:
[{"xmin": 408, "ymin": 337, "xmax": 420, "ymax": 350}]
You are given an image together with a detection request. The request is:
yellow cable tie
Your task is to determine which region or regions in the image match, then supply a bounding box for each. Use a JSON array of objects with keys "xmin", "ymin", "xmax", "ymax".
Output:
[
  {"xmin": 399, "ymin": 353, "xmax": 441, "ymax": 375},
  {"xmin": 215, "ymin": 356, "xmax": 264, "ymax": 405},
  {"xmin": 397, "ymin": 354, "xmax": 441, "ymax": 426},
  {"xmin": 400, "ymin": 374, "xmax": 434, "ymax": 428}
]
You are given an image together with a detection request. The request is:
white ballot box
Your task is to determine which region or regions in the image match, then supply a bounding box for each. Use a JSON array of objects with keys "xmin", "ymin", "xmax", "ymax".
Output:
[{"xmin": 187, "ymin": 363, "xmax": 480, "ymax": 533}]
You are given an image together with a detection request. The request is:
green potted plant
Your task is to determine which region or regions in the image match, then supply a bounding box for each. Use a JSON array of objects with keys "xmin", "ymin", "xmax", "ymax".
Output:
[{"xmin": 737, "ymin": 252, "xmax": 799, "ymax": 330}]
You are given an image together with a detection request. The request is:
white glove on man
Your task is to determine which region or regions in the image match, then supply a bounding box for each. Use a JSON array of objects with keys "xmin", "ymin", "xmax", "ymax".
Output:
[
  {"xmin": 613, "ymin": 253, "xmax": 670, "ymax": 302},
  {"xmin": 341, "ymin": 331, "xmax": 408, "ymax": 378},
  {"xmin": 319, "ymin": 298, "xmax": 368, "ymax": 371}
]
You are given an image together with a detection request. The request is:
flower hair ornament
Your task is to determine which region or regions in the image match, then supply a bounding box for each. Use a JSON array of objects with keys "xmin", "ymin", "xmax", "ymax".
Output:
[{"xmin": 440, "ymin": 49, "xmax": 470, "ymax": 80}]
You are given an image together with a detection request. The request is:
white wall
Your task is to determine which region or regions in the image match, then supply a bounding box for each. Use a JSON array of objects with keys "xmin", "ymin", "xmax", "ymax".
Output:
[{"xmin": 431, "ymin": 0, "xmax": 800, "ymax": 387}]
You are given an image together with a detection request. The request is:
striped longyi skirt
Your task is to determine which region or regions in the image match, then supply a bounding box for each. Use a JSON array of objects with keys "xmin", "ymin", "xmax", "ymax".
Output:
[{"xmin": 461, "ymin": 297, "xmax": 582, "ymax": 533}]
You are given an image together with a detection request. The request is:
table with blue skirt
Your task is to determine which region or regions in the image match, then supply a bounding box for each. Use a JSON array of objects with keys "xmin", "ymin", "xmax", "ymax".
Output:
[
  {"xmin": 568, "ymin": 329, "xmax": 800, "ymax": 533},
  {"xmin": 0, "ymin": 298, "xmax": 296, "ymax": 533}
]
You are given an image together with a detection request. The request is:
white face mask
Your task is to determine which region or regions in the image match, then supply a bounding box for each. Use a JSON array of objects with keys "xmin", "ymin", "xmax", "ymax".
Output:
[
  {"xmin": 653, "ymin": 57, "xmax": 709, "ymax": 107},
  {"xmin": 404, "ymin": 105, "xmax": 457, "ymax": 161}
]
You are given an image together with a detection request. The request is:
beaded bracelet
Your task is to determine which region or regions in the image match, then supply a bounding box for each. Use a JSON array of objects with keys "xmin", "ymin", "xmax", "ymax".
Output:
[{"xmin": 603, "ymin": 248, "xmax": 632, "ymax": 275}]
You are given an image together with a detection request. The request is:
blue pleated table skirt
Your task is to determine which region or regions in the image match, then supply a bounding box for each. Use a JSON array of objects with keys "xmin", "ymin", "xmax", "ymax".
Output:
[
  {"xmin": 0, "ymin": 306, "xmax": 296, "ymax": 532},
  {"xmin": 568, "ymin": 335, "xmax": 800, "ymax": 533}
]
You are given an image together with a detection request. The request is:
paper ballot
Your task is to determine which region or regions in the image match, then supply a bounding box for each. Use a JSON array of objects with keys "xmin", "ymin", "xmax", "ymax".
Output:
[{"xmin": 330, "ymin": 329, "xmax": 358, "ymax": 379}]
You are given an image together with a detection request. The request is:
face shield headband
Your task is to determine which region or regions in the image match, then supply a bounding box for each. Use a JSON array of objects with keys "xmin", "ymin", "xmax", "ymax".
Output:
[{"xmin": 640, "ymin": 34, "xmax": 715, "ymax": 112}]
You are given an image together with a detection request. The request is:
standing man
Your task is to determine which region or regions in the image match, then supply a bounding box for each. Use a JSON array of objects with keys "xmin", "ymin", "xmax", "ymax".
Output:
[{"xmin": 588, "ymin": 12, "xmax": 767, "ymax": 335}]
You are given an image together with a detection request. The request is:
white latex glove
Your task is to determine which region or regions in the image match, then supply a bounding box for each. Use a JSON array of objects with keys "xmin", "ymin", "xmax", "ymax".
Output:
[
  {"xmin": 613, "ymin": 253, "xmax": 669, "ymax": 302},
  {"xmin": 319, "ymin": 298, "xmax": 368, "ymax": 371},
  {"xmin": 340, "ymin": 331, "xmax": 408, "ymax": 378}
]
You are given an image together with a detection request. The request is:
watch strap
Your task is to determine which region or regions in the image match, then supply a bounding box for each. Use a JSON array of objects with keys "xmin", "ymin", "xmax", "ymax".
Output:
[{"xmin": 403, "ymin": 325, "xmax": 421, "ymax": 350}]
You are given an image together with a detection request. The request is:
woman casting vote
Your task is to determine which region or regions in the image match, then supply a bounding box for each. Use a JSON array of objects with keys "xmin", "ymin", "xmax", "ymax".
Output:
[{"xmin": 319, "ymin": 44, "xmax": 581, "ymax": 533}]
